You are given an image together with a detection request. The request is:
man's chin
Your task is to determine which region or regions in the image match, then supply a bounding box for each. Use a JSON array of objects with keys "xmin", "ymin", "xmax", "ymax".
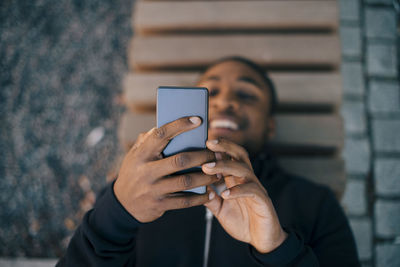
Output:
[
  {"xmin": 208, "ymin": 130, "xmax": 264, "ymax": 156},
  {"xmin": 208, "ymin": 129, "xmax": 244, "ymax": 145}
]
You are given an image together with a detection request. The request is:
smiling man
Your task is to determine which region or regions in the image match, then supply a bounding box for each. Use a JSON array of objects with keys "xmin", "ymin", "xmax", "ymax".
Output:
[
  {"xmin": 58, "ymin": 57, "xmax": 360, "ymax": 267},
  {"xmin": 202, "ymin": 57, "xmax": 276, "ymax": 155}
]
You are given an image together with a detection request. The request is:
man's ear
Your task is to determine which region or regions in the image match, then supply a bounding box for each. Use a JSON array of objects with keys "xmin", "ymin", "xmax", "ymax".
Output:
[{"xmin": 265, "ymin": 117, "xmax": 276, "ymax": 140}]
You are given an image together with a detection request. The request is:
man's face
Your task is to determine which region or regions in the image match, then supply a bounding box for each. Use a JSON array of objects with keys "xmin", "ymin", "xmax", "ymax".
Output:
[{"xmin": 197, "ymin": 60, "xmax": 275, "ymax": 156}]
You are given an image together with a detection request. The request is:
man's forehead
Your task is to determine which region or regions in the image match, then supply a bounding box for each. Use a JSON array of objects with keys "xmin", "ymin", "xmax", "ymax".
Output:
[
  {"xmin": 202, "ymin": 74, "xmax": 263, "ymax": 90},
  {"xmin": 200, "ymin": 61, "xmax": 265, "ymax": 90},
  {"xmin": 200, "ymin": 61, "xmax": 265, "ymax": 86}
]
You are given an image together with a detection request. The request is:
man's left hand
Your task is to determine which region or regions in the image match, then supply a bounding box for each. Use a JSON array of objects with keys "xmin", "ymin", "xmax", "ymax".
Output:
[{"xmin": 202, "ymin": 139, "xmax": 288, "ymax": 254}]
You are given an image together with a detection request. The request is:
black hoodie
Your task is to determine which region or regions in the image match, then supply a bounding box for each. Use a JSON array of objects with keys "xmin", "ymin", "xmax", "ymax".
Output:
[{"xmin": 57, "ymin": 152, "xmax": 360, "ymax": 267}]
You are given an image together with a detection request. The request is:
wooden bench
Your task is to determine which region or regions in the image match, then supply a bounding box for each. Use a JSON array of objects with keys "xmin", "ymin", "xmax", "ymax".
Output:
[
  {"xmin": 120, "ymin": 0, "xmax": 345, "ymax": 198},
  {"xmin": 123, "ymin": 72, "xmax": 342, "ymax": 113}
]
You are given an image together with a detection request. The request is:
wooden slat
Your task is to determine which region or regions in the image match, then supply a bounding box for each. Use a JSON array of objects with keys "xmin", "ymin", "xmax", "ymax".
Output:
[
  {"xmin": 278, "ymin": 157, "xmax": 345, "ymax": 199},
  {"xmin": 118, "ymin": 112, "xmax": 343, "ymax": 153},
  {"xmin": 134, "ymin": 1, "xmax": 338, "ymax": 34},
  {"xmin": 273, "ymin": 73, "xmax": 342, "ymax": 109},
  {"xmin": 270, "ymin": 114, "xmax": 343, "ymax": 150},
  {"xmin": 129, "ymin": 34, "xmax": 341, "ymax": 71},
  {"xmin": 122, "ymin": 72, "xmax": 342, "ymax": 112},
  {"xmin": 118, "ymin": 113, "xmax": 156, "ymax": 150},
  {"xmin": 123, "ymin": 73, "xmax": 198, "ymax": 112}
]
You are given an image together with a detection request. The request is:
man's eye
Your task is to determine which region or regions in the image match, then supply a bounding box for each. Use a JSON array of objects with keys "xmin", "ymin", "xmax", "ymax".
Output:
[
  {"xmin": 209, "ymin": 88, "xmax": 219, "ymax": 97},
  {"xmin": 236, "ymin": 90, "xmax": 257, "ymax": 101}
]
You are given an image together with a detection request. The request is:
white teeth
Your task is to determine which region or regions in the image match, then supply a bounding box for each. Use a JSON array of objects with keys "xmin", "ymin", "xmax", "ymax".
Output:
[{"xmin": 210, "ymin": 119, "xmax": 239, "ymax": 130}]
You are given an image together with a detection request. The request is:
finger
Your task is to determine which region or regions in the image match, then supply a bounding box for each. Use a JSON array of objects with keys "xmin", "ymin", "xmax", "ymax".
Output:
[
  {"xmin": 161, "ymin": 192, "xmax": 211, "ymax": 211},
  {"xmin": 206, "ymin": 139, "xmax": 252, "ymax": 168},
  {"xmin": 204, "ymin": 186, "xmax": 223, "ymax": 217},
  {"xmin": 140, "ymin": 116, "xmax": 202, "ymax": 159},
  {"xmin": 213, "ymin": 152, "xmax": 229, "ymax": 181},
  {"xmin": 137, "ymin": 132, "xmax": 146, "ymax": 143},
  {"xmin": 201, "ymin": 160, "xmax": 253, "ymax": 180},
  {"xmin": 155, "ymin": 172, "xmax": 220, "ymax": 194},
  {"xmin": 224, "ymin": 175, "xmax": 246, "ymax": 189},
  {"xmin": 220, "ymin": 182, "xmax": 267, "ymax": 203},
  {"xmin": 126, "ymin": 132, "xmax": 147, "ymax": 152},
  {"xmin": 148, "ymin": 150, "xmax": 215, "ymax": 178}
]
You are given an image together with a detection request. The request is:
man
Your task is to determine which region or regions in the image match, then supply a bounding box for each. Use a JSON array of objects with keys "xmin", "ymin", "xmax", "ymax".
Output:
[{"xmin": 58, "ymin": 57, "xmax": 360, "ymax": 266}]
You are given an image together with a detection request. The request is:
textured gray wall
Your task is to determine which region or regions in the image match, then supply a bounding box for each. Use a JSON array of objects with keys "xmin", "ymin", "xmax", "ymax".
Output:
[
  {"xmin": 0, "ymin": 0, "xmax": 133, "ymax": 257},
  {"xmin": 339, "ymin": 0, "xmax": 400, "ymax": 266}
]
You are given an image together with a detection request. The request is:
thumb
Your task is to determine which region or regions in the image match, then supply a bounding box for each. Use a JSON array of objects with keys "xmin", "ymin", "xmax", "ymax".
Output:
[{"xmin": 204, "ymin": 186, "xmax": 223, "ymax": 217}]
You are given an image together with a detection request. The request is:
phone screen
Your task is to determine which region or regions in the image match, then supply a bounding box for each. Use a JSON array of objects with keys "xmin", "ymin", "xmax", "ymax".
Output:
[{"xmin": 157, "ymin": 86, "xmax": 208, "ymax": 194}]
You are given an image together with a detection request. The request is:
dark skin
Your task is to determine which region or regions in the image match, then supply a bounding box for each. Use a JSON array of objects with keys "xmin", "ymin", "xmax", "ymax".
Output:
[
  {"xmin": 114, "ymin": 60, "xmax": 287, "ymax": 254},
  {"xmin": 200, "ymin": 60, "xmax": 275, "ymax": 155}
]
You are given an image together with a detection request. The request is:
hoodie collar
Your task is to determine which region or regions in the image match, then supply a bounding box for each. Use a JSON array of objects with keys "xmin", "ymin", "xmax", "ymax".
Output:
[{"xmin": 250, "ymin": 146, "xmax": 280, "ymax": 182}]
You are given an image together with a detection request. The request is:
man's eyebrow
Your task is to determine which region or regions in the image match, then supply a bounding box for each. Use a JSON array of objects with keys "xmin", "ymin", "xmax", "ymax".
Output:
[
  {"xmin": 201, "ymin": 75, "xmax": 220, "ymax": 82},
  {"xmin": 237, "ymin": 76, "xmax": 263, "ymax": 90}
]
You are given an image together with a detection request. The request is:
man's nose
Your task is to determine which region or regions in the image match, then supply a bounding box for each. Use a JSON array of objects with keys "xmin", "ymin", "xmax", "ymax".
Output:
[{"xmin": 210, "ymin": 90, "xmax": 239, "ymax": 111}]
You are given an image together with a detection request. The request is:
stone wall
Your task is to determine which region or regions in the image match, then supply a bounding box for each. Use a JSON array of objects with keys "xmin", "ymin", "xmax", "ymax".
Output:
[{"xmin": 339, "ymin": 0, "xmax": 400, "ymax": 266}]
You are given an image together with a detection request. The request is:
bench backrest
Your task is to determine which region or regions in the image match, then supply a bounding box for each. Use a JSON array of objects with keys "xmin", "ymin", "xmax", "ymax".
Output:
[{"xmin": 119, "ymin": 0, "xmax": 345, "ymax": 198}]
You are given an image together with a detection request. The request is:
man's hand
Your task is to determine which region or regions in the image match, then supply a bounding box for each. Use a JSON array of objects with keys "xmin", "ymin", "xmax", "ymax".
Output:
[
  {"xmin": 203, "ymin": 139, "xmax": 288, "ymax": 254},
  {"xmin": 114, "ymin": 117, "xmax": 218, "ymax": 223}
]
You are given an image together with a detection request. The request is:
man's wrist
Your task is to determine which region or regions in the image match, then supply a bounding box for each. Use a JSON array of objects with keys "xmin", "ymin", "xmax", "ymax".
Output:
[
  {"xmin": 88, "ymin": 181, "xmax": 142, "ymax": 243},
  {"xmin": 249, "ymin": 229, "xmax": 303, "ymax": 266},
  {"xmin": 254, "ymin": 229, "xmax": 289, "ymax": 254}
]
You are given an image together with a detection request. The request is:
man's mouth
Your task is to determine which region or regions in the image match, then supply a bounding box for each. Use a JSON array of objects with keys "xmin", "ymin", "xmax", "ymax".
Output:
[{"xmin": 209, "ymin": 119, "xmax": 239, "ymax": 131}]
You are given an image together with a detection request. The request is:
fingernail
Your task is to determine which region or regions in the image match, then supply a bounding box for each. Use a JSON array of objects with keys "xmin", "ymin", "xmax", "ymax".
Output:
[
  {"xmin": 209, "ymin": 191, "xmax": 215, "ymax": 200},
  {"xmin": 222, "ymin": 190, "xmax": 230, "ymax": 198},
  {"xmin": 215, "ymin": 152, "xmax": 222, "ymax": 160},
  {"xmin": 217, "ymin": 173, "xmax": 222, "ymax": 179},
  {"xmin": 204, "ymin": 162, "xmax": 216, "ymax": 168},
  {"xmin": 189, "ymin": 116, "xmax": 201, "ymax": 125},
  {"xmin": 209, "ymin": 139, "xmax": 218, "ymax": 144}
]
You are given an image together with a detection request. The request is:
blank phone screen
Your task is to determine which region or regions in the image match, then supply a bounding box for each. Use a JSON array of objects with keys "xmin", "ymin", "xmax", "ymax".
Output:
[
  {"xmin": 157, "ymin": 86, "xmax": 208, "ymax": 157},
  {"xmin": 157, "ymin": 86, "xmax": 208, "ymax": 194}
]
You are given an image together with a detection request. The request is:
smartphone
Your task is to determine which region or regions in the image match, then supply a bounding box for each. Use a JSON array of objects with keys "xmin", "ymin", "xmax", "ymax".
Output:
[{"xmin": 157, "ymin": 86, "xmax": 208, "ymax": 194}]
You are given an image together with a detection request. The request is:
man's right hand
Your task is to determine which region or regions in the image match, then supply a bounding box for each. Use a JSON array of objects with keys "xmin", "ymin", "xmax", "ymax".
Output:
[{"xmin": 114, "ymin": 116, "xmax": 218, "ymax": 223}]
